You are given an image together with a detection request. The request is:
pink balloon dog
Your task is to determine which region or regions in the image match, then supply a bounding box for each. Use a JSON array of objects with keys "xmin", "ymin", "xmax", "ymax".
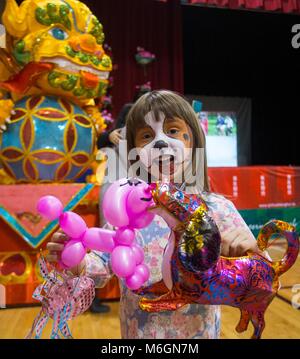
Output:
[{"xmin": 37, "ymin": 178, "xmax": 155, "ymax": 289}]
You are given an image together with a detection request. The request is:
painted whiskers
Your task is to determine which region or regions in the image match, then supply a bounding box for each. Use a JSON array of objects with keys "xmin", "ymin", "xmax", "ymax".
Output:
[{"xmin": 137, "ymin": 183, "xmax": 299, "ymax": 339}]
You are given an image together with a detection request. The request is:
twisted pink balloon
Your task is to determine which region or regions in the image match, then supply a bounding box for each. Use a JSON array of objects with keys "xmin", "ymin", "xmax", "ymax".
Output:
[{"xmin": 37, "ymin": 178, "xmax": 155, "ymax": 289}]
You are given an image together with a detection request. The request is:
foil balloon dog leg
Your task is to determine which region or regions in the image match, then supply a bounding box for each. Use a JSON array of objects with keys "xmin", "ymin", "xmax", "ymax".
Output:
[{"xmin": 137, "ymin": 182, "xmax": 299, "ymax": 339}]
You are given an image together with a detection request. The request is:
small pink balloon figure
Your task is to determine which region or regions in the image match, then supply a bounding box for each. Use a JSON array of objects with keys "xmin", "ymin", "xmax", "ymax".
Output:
[
  {"xmin": 26, "ymin": 254, "xmax": 95, "ymax": 339},
  {"xmin": 37, "ymin": 178, "xmax": 155, "ymax": 290}
]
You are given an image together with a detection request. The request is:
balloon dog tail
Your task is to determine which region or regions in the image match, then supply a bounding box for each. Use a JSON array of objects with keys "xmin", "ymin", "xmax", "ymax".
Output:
[{"xmin": 257, "ymin": 219, "xmax": 299, "ymax": 277}]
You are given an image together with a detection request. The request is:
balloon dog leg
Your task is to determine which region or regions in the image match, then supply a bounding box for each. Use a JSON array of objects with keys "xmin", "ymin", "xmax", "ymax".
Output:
[
  {"xmin": 235, "ymin": 304, "xmax": 268, "ymax": 339},
  {"xmin": 235, "ymin": 309, "xmax": 251, "ymax": 333},
  {"xmin": 139, "ymin": 287, "xmax": 189, "ymax": 312},
  {"xmin": 134, "ymin": 279, "xmax": 169, "ymax": 296},
  {"xmin": 250, "ymin": 310, "xmax": 266, "ymax": 340}
]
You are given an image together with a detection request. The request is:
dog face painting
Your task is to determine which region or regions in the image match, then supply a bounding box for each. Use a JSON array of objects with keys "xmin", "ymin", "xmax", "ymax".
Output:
[{"xmin": 135, "ymin": 111, "xmax": 193, "ymax": 182}]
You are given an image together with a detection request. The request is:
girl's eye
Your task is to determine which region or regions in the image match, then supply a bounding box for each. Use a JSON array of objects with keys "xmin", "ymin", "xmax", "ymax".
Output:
[
  {"xmin": 167, "ymin": 128, "xmax": 179, "ymax": 135},
  {"xmin": 142, "ymin": 133, "xmax": 152, "ymax": 140},
  {"xmin": 49, "ymin": 27, "xmax": 69, "ymax": 40}
]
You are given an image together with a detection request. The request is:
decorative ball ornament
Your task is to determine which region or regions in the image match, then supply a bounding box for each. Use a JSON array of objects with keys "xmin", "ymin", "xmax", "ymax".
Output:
[{"xmin": 0, "ymin": 95, "xmax": 96, "ymax": 182}]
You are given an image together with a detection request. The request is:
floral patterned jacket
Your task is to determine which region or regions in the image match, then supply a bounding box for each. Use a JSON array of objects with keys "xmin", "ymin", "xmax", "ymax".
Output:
[{"xmin": 85, "ymin": 192, "xmax": 255, "ymax": 339}]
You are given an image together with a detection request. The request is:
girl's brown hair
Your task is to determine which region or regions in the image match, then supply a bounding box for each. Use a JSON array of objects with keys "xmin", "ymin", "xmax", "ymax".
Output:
[{"xmin": 126, "ymin": 90, "xmax": 210, "ymax": 192}]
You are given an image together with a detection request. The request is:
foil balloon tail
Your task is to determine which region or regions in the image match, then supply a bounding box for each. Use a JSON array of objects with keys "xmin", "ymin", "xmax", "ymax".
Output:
[
  {"xmin": 26, "ymin": 254, "xmax": 95, "ymax": 339},
  {"xmin": 138, "ymin": 182, "xmax": 300, "ymax": 339}
]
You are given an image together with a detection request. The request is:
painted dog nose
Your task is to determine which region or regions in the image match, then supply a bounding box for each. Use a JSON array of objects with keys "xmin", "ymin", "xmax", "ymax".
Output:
[{"xmin": 153, "ymin": 140, "xmax": 168, "ymax": 149}]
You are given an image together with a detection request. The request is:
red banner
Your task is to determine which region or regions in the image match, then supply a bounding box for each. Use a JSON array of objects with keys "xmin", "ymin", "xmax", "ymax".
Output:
[{"xmin": 208, "ymin": 166, "xmax": 300, "ymax": 210}]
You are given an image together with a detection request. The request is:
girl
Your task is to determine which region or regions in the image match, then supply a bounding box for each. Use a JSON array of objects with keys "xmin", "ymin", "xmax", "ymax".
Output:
[{"xmin": 47, "ymin": 90, "xmax": 260, "ymax": 339}]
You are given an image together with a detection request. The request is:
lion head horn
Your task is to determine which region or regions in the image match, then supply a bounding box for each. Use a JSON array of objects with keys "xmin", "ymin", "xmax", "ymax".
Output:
[{"xmin": 2, "ymin": 0, "xmax": 30, "ymax": 39}]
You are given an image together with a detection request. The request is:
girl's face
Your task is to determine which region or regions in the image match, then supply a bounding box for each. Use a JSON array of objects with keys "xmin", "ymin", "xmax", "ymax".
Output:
[{"xmin": 134, "ymin": 111, "xmax": 193, "ymax": 182}]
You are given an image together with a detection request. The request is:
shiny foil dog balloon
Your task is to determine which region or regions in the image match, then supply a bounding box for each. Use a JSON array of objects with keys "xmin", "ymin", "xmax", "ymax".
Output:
[
  {"xmin": 137, "ymin": 182, "xmax": 299, "ymax": 339},
  {"xmin": 0, "ymin": 0, "xmax": 112, "ymax": 182}
]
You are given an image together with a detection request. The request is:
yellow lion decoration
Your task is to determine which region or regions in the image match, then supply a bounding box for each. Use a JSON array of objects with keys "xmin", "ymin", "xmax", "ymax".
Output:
[{"xmin": 0, "ymin": 0, "xmax": 112, "ymax": 134}]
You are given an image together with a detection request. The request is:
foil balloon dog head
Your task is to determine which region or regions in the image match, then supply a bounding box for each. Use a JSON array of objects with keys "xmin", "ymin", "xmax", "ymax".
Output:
[{"xmin": 137, "ymin": 182, "xmax": 299, "ymax": 339}]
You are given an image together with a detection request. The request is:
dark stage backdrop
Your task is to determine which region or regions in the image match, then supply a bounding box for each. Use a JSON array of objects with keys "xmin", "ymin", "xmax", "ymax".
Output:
[
  {"xmin": 183, "ymin": 5, "xmax": 300, "ymax": 166},
  {"xmin": 83, "ymin": 0, "xmax": 184, "ymax": 116}
]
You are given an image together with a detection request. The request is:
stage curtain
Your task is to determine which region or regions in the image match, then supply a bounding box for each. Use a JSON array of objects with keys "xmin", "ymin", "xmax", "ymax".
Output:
[
  {"xmin": 83, "ymin": 0, "xmax": 184, "ymax": 117},
  {"xmin": 187, "ymin": 0, "xmax": 300, "ymax": 13}
]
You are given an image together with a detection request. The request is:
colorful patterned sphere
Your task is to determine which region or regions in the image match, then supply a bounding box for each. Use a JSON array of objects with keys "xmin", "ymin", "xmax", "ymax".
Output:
[{"xmin": 0, "ymin": 96, "xmax": 96, "ymax": 182}]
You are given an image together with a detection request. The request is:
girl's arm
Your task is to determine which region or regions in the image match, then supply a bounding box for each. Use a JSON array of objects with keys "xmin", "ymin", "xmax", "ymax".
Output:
[
  {"xmin": 85, "ymin": 251, "xmax": 114, "ymax": 288},
  {"xmin": 46, "ymin": 231, "xmax": 114, "ymax": 288},
  {"xmin": 208, "ymin": 195, "xmax": 261, "ymax": 257}
]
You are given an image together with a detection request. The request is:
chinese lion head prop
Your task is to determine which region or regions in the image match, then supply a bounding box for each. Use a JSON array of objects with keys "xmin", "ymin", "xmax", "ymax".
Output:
[{"xmin": 0, "ymin": 0, "xmax": 112, "ymax": 182}]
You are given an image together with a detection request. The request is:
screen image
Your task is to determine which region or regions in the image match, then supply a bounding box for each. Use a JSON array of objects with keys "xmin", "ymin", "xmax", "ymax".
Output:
[
  {"xmin": 189, "ymin": 96, "xmax": 251, "ymax": 167},
  {"xmin": 196, "ymin": 110, "xmax": 237, "ymax": 167}
]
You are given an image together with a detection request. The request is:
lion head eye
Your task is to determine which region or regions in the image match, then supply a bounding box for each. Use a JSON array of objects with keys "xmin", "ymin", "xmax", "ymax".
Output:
[{"xmin": 49, "ymin": 27, "xmax": 69, "ymax": 40}]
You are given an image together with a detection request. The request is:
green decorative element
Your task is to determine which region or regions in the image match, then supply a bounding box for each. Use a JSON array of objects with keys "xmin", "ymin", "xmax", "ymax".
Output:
[
  {"xmin": 101, "ymin": 56, "xmax": 111, "ymax": 69},
  {"xmin": 46, "ymin": 3, "xmax": 60, "ymax": 24},
  {"xmin": 35, "ymin": 3, "xmax": 71, "ymax": 30},
  {"xmin": 73, "ymin": 83, "xmax": 99, "ymax": 99},
  {"xmin": 61, "ymin": 75, "xmax": 78, "ymax": 91},
  {"xmin": 65, "ymin": 45, "xmax": 76, "ymax": 58},
  {"xmin": 59, "ymin": 4, "xmax": 71, "ymax": 29},
  {"xmin": 89, "ymin": 16, "xmax": 105, "ymax": 45},
  {"xmin": 13, "ymin": 40, "xmax": 31, "ymax": 66},
  {"xmin": 86, "ymin": 89, "xmax": 96, "ymax": 98},
  {"xmin": 78, "ymin": 53, "xmax": 89, "ymax": 63},
  {"xmin": 239, "ymin": 207, "xmax": 300, "ymax": 237},
  {"xmin": 48, "ymin": 71, "xmax": 61, "ymax": 88},
  {"xmin": 90, "ymin": 55, "xmax": 101, "ymax": 66},
  {"xmin": 73, "ymin": 86, "xmax": 86, "ymax": 97},
  {"xmin": 65, "ymin": 46, "xmax": 103, "ymax": 67},
  {"xmin": 47, "ymin": 68, "xmax": 104, "ymax": 99},
  {"xmin": 97, "ymin": 82, "xmax": 107, "ymax": 97},
  {"xmin": 48, "ymin": 71, "xmax": 78, "ymax": 91},
  {"xmin": 36, "ymin": 7, "xmax": 52, "ymax": 26}
]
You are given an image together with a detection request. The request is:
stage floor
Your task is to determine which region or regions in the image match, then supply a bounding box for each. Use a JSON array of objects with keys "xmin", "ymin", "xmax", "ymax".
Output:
[{"xmin": 0, "ymin": 296, "xmax": 299, "ymax": 339}]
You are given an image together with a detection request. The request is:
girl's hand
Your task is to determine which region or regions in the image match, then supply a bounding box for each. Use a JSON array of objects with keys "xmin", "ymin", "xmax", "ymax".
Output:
[
  {"xmin": 108, "ymin": 129, "xmax": 122, "ymax": 145},
  {"xmin": 221, "ymin": 227, "xmax": 263, "ymax": 257},
  {"xmin": 46, "ymin": 231, "xmax": 85, "ymax": 275}
]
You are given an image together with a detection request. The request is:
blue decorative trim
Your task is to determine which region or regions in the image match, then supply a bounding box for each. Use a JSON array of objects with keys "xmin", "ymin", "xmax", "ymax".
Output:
[{"xmin": 0, "ymin": 184, "xmax": 94, "ymax": 248}]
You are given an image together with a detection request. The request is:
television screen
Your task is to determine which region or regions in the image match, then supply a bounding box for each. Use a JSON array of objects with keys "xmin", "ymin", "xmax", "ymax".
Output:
[
  {"xmin": 189, "ymin": 96, "xmax": 251, "ymax": 167},
  {"xmin": 194, "ymin": 107, "xmax": 237, "ymax": 166}
]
